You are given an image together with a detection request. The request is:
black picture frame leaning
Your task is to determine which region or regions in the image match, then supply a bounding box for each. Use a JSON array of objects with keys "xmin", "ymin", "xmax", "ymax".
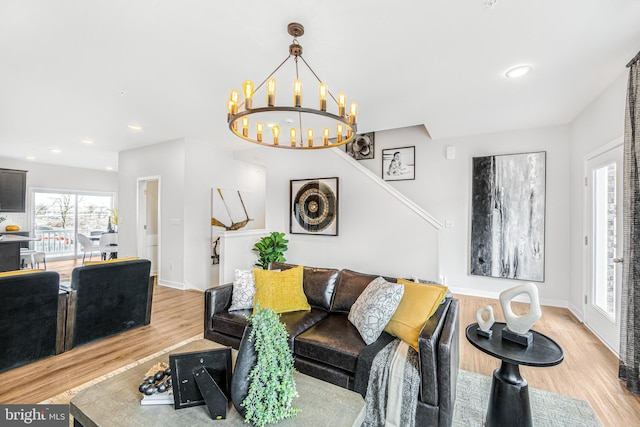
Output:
[
  {"xmin": 290, "ymin": 177, "xmax": 339, "ymax": 236},
  {"xmin": 345, "ymin": 132, "xmax": 375, "ymax": 160},
  {"xmin": 382, "ymin": 146, "xmax": 415, "ymax": 181},
  {"xmin": 169, "ymin": 348, "xmax": 232, "ymax": 419},
  {"xmin": 469, "ymin": 151, "xmax": 546, "ymax": 282}
]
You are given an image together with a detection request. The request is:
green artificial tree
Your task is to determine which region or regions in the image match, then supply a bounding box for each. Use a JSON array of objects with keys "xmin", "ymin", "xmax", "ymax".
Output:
[
  {"xmin": 252, "ymin": 232, "xmax": 288, "ymax": 270},
  {"xmin": 242, "ymin": 305, "xmax": 299, "ymax": 427}
]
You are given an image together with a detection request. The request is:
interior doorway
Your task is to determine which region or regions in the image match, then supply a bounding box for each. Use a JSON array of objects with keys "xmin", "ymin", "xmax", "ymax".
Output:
[
  {"xmin": 584, "ymin": 140, "xmax": 623, "ymax": 354},
  {"xmin": 137, "ymin": 177, "xmax": 160, "ymax": 277}
]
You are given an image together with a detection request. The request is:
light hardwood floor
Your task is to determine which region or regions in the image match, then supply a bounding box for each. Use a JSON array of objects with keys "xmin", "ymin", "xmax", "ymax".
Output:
[
  {"xmin": 0, "ymin": 259, "xmax": 638, "ymax": 426},
  {"xmin": 458, "ymin": 294, "xmax": 640, "ymax": 426}
]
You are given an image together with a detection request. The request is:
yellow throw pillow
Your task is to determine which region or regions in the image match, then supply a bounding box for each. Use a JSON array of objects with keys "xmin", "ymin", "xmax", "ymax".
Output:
[
  {"xmin": 0, "ymin": 269, "xmax": 46, "ymax": 277},
  {"xmin": 384, "ymin": 278, "xmax": 448, "ymax": 351},
  {"xmin": 84, "ymin": 256, "xmax": 139, "ymax": 265},
  {"xmin": 253, "ymin": 265, "xmax": 310, "ymax": 314}
]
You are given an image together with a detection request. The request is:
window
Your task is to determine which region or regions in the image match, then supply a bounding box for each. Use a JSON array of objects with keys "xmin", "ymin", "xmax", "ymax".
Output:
[{"xmin": 31, "ymin": 189, "xmax": 115, "ymax": 259}]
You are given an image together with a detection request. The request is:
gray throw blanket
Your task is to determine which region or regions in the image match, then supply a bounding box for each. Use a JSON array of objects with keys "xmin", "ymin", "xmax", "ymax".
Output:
[{"xmin": 361, "ymin": 339, "xmax": 420, "ymax": 427}]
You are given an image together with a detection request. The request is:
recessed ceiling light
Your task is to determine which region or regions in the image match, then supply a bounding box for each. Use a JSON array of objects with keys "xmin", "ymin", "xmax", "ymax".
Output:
[
  {"xmin": 266, "ymin": 123, "xmax": 277, "ymax": 128},
  {"xmin": 25, "ymin": 156, "xmax": 36, "ymax": 161},
  {"xmin": 128, "ymin": 124, "xmax": 143, "ymax": 131},
  {"xmin": 81, "ymin": 139, "xmax": 94, "ymax": 144},
  {"xmin": 50, "ymin": 148, "xmax": 62, "ymax": 154},
  {"xmin": 505, "ymin": 65, "xmax": 532, "ymax": 79},
  {"xmin": 106, "ymin": 166, "xmax": 113, "ymax": 171}
]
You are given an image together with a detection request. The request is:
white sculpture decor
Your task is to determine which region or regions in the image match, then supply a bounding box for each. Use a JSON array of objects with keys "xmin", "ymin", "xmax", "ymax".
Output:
[
  {"xmin": 499, "ymin": 282, "xmax": 542, "ymax": 346},
  {"xmin": 475, "ymin": 305, "xmax": 495, "ymax": 337}
]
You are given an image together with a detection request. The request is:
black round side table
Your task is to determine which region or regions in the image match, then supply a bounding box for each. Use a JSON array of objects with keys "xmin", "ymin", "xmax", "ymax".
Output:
[{"xmin": 465, "ymin": 322, "xmax": 564, "ymax": 427}]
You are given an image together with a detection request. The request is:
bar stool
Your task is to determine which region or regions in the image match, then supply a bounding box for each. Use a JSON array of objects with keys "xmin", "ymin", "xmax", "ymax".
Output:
[{"xmin": 19, "ymin": 248, "xmax": 47, "ymax": 270}]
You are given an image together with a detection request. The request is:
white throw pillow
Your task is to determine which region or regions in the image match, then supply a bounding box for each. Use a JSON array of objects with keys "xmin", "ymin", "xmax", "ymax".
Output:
[
  {"xmin": 348, "ymin": 277, "xmax": 404, "ymax": 344},
  {"xmin": 229, "ymin": 269, "xmax": 256, "ymax": 311}
]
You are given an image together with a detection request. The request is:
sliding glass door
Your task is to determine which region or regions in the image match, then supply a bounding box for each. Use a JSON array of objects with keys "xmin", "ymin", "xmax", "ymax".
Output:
[{"xmin": 32, "ymin": 190, "xmax": 115, "ymax": 259}]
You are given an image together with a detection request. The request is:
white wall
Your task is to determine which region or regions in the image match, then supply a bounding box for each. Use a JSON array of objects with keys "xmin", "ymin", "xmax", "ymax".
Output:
[
  {"xmin": 183, "ymin": 139, "xmax": 265, "ymax": 290},
  {"xmin": 0, "ymin": 156, "xmax": 117, "ymax": 229},
  {"xmin": 345, "ymin": 124, "xmax": 572, "ymax": 306},
  {"xmin": 118, "ymin": 139, "xmax": 186, "ymax": 288},
  {"xmin": 569, "ymin": 71, "xmax": 628, "ymax": 318},
  {"xmin": 432, "ymin": 126, "xmax": 571, "ymax": 306},
  {"xmin": 118, "ymin": 138, "xmax": 265, "ymax": 291},
  {"xmin": 235, "ymin": 146, "xmax": 440, "ymax": 281}
]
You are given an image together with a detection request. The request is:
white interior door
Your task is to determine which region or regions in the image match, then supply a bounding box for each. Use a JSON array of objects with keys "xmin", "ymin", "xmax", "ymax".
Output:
[
  {"xmin": 138, "ymin": 178, "xmax": 159, "ymax": 276},
  {"xmin": 585, "ymin": 144, "xmax": 623, "ymax": 353}
]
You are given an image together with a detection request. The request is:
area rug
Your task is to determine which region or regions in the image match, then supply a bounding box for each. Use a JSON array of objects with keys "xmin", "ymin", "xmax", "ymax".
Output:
[
  {"xmin": 41, "ymin": 342, "xmax": 600, "ymax": 427},
  {"xmin": 453, "ymin": 370, "xmax": 601, "ymax": 427}
]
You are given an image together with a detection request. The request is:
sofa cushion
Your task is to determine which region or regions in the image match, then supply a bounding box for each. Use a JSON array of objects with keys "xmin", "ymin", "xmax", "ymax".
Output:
[
  {"xmin": 229, "ymin": 269, "xmax": 256, "ymax": 311},
  {"xmin": 279, "ymin": 308, "xmax": 330, "ymax": 349},
  {"xmin": 271, "ymin": 262, "xmax": 339, "ymax": 311},
  {"xmin": 0, "ymin": 269, "xmax": 46, "ymax": 277},
  {"xmin": 348, "ymin": 277, "xmax": 404, "ymax": 344},
  {"xmin": 384, "ymin": 279, "xmax": 448, "ymax": 350},
  {"xmin": 295, "ymin": 314, "xmax": 367, "ymax": 373},
  {"xmin": 253, "ymin": 265, "xmax": 310, "ymax": 313},
  {"xmin": 84, "ymin": 256, "xmax": 138, "ymax": 265},
  {"xmin": 331, "ymin": 269, "xmax": 397, "ymax": 313},
  {"xmin": 212, "ymin": 309, "xmax": 251, "ymax": 338}
]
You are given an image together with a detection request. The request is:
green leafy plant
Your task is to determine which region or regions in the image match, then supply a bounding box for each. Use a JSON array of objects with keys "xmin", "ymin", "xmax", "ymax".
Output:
[
  {"xmin": 252, "ymin": 232, "xmax": 288, "ymax": 270},
  {"xmin": 243, "ymin": 305, "xmax": 299, "ymax": 427}
]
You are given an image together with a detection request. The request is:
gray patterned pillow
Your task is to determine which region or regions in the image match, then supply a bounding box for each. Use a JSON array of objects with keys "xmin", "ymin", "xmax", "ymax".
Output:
[
  {"xmin": 229, "ymin": 269, "xmax": 256, "ymax": 311},
  {"xmin": 348, "ymin": 277, "xmax": 404, "ymax": 344}
]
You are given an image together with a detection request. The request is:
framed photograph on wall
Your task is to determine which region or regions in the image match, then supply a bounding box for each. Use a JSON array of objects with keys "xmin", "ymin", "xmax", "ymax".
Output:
[
  {"xmin": 469, "ymin": 151, "xmax": 546, "ymax": 282},
  {"xmin": 382, "ymin": 146, "xmax": 415, "ymax": 181},
  {"xmin": 290, "ymin": 177, "xmax": 339, "ymax": 236},
  {"xmin": 345, "ymin": 132, "xmax": 375, "ymax": 160}
]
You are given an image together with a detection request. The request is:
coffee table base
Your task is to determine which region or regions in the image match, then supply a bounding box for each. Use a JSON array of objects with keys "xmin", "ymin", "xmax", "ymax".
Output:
[{"xmin": 486, "ymin": 361, "xmax": 532, "ymax": 427}]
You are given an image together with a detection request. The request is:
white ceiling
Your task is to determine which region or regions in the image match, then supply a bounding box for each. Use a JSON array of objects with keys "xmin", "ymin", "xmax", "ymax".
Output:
[{"xmin": 1, "ymin": 0, "xmax": 639, "ymax": 171}]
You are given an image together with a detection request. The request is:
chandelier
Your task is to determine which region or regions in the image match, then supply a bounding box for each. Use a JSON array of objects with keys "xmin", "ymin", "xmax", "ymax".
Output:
[{"xmin": 227, "ymin": 23, "xmax": 358, "ymax": 149}]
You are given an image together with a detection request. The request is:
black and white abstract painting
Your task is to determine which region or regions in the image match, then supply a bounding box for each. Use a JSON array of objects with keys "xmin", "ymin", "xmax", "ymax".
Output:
[{"xmin": 470, "ymin": 152, "xmax": 546, "ymax": 282}]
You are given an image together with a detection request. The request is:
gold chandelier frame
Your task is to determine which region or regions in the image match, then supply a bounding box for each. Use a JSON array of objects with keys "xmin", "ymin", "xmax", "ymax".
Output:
[{"xmin": 227, "ymin": 23, "xmax": 358, "ymax": 149}]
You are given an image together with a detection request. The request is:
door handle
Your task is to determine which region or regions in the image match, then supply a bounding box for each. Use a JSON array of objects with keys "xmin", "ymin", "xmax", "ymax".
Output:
[{"xmin": 613, "ymin": 258, "xmax": 624, "ymax": 263}]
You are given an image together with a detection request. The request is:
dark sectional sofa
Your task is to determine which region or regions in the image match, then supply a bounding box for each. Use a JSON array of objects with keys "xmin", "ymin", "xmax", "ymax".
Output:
[
  {"xmin": 204, "ymin": 263, "xmax": 460, "ymax": 427},
  {"xmin": 0, "ymin": 258, "xmax": 154, "ymax": 373},
  {"xmin": 63, "ymin": 259, "xmax": 154, "ymax": 350},
  {"xmin": 0, "ymin": 271, "xmax": 66, "ymax": 373}
]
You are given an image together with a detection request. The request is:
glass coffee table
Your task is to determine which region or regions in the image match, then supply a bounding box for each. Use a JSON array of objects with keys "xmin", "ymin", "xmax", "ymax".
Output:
[
  {"xmin": 466, "ymin": 322, "xmax": 564, "ymax": 427},
  {"xmin": 71, "ymin": 339, "xmax": 364, "ymax": 427}
]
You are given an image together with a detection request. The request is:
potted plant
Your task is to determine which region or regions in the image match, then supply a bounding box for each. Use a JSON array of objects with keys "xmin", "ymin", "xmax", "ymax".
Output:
[
  {"xmin": 252, "ymin": 232, "xmax": 288, "ymax": 270},
  {"xmin": 232, "ymin": 305, "xmax": 299, "ymax": 427}
]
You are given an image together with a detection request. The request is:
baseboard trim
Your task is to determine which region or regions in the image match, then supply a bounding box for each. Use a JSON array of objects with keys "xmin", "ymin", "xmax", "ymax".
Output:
[
  {"xmin": 567, "ymin": 302, "xmax": 584, "ymax": 322},
  {"xmin": 157, "ymin": 279, "xmax": 185, "ymax": 290}
]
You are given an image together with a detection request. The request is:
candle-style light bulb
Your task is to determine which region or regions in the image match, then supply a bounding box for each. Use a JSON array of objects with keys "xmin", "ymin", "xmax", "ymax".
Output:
[
  {"xmin": 267, "ymin": 78, "xmax": 276, "ymax": 106},
  {"xmin": 307, "ymin": 129, "xmax": 314, "ymax": 147},
  {"xmin": 337, "ymin": 124, "xmax": 343, "ymax": 143},
  {"xmin": 349, "ymin": 102, "xmax": 357, "ymax": 125},
  {"xmin": 319, "ymin": 83, "xmax": 327, "ymax": 111},
  {"xmin": 243, "ymin": 80, "xmax": 254, "ymax": 110},
  {"xmin": 323, "ymin": 128, "xmax": 330, "ymax": 146},
  {"xmin": 272, "ymin": 125, "xmax": 280, "ymax": 146},
  {"xmin": 338, "ymin": 92, "xmax": 346, "ymax": 117},
  {"xmin": 294, "ymin": 79, "xmax": 303, "ymax": 107},
  {"xmin": 227, "ymin": 100, "xmax": 234, "ymax": 121},
  {"xmin": 242, "ymin": 117, "xmax": 249, "ymax": 137},
  {"xmin": 290, "ymin": 128, "xmax": 297, "ymax": 147},
  {"xmin": 256, "ymin": 122, "xmax": 263, "ymax": 142},
  {"xmin": 230, "ymin": 90, "xmax": 239, "ymax": 115}
]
